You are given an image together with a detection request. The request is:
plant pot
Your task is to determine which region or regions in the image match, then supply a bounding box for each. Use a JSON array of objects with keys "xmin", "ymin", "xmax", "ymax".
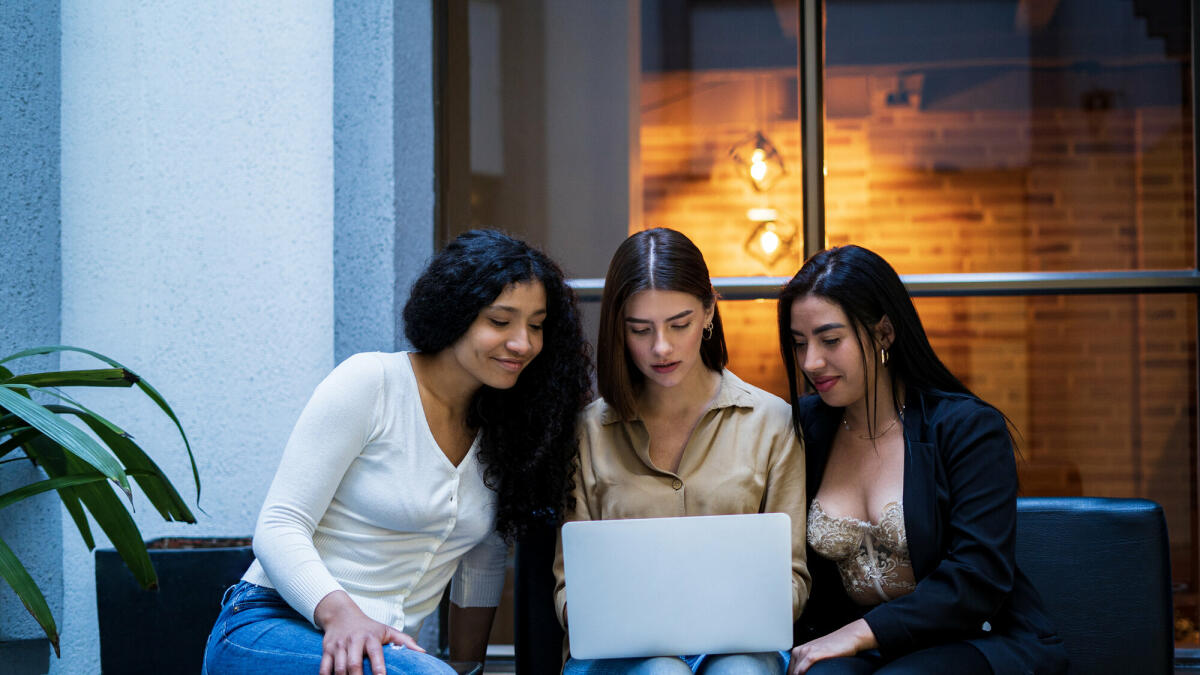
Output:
[
  {"xmin": 0, "ymin": 638, "xmax": 50, "ymax": 675},
  {"xmin": 95, "ymin": 537, "xmax": 252, "ymax": 675}
]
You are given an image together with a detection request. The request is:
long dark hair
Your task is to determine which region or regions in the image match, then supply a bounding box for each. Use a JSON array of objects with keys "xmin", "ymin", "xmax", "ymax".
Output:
[
  {"xmin": 404, "ymin": 230, "xmax": 592, "ymax": 542},
  {"xmin": 597, "ymin": 228, "xmax": 727, "ymax": 420},
  {"xmin": 777, "ymin": 245, "xmax": 977, "ymax": 438}
]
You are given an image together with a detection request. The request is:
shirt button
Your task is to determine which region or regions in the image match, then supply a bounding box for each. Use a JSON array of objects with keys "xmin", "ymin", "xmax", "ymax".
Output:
[{"xmin": 671, "ymin": 478, "xmax": 682, "ymax": 490}]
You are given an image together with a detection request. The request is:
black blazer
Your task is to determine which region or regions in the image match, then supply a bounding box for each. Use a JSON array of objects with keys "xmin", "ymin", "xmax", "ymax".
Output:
[{"xmin": 795, "ymin": 389, "xmax": 1068, "ymax": 675}]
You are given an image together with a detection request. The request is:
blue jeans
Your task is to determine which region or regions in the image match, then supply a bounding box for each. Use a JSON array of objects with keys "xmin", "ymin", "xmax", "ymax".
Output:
[
  {"xmin": 203, "ymin": 581, "xmax": 455, "ymax": 675},
  {"xmin": 564, "ymin": 651, "xmax": 787, "ymax": 674}
]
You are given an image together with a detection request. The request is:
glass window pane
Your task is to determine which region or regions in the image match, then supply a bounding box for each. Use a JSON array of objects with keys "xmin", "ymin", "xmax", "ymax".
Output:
[
  {"xmin": 450, "ymin": 0, "xmax": 806, "ymax": 278},
  {"xmin": 736, "ymin": 293, "xmax": 1199, "ymax": 647},
  {"xmin": 823, "ymin": 0, "xmax": 1194, "ymax": 272},
  {"xmin": 641, "ymin": 0, "xmax": 804, "ymax": 277}
]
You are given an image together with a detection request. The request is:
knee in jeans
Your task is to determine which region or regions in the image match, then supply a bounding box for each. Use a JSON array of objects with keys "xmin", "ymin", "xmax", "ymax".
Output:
[
  {"xmin": 630, "ymin": 656, "xmax": 694, "ymax": 675},
  {"xmin": 700, "ymin": 653, "xmax": 784, "ymax": 675}
]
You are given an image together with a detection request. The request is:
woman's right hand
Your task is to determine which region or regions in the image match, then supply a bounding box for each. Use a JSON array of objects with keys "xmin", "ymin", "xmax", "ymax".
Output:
[{"xmin": 314, "ymin": 590, "xmax": 424, "ymax": 675}]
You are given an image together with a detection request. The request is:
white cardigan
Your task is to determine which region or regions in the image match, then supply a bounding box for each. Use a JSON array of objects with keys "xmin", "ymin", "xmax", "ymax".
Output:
[{"xmin": 242, "ymin": 351, "xmax": 508, "ymax": 634}]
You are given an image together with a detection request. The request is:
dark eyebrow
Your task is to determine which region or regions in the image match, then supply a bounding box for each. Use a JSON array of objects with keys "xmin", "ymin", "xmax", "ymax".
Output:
[
  {"xmin": 489, "ymin": 304, "xmax": 548, "ymax": 318},
  {"xmin": 791, "ymin": 322, "xmax": 845, "ymax": 337},
  {"xmin": 625, "ymin": 309, "xmax": 694, "ymax": 324}
]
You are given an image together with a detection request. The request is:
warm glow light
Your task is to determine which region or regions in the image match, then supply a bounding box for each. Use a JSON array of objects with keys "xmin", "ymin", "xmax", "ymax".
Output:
[
  {"xmin": 747, "ymin": 208, "xmax": 778, "ymax": 222},
  {"xmin": 759, "ymin": 229, "xmax": 780, "ymax": 254},
  {"xmin": 750, "ymin": 159, "xmax": 768, "ymax": 183}
]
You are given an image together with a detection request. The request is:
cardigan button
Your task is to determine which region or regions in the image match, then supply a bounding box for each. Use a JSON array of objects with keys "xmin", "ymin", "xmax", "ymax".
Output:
[{"xmin": 671, "ymin": 478, "xmax": 682, "ymax": 490}]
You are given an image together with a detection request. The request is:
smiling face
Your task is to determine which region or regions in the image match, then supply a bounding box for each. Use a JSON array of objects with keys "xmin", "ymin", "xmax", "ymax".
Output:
[
  {"xmin": 789, "ymin": 294, "xmax": 882, "ymax": 409},
  {"xmin": 623, "ymin": 289, "xmax": 714, "ymax": 392},
  {"xmin": 451, "ymin": 280, "xmax": 547, "ymax": 390}
]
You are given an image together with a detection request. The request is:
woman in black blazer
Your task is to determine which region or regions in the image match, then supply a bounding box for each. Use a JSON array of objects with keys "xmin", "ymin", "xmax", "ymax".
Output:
[{"xmin": 777, "ymin": 246, "xmax": 1067, "ymax": 675}]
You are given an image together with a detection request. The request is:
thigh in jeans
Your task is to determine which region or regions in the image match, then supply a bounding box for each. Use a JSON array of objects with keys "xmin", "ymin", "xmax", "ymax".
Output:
[{"xmin": 203, "ymin": 582, "xmax": 453, "ymax": 675}]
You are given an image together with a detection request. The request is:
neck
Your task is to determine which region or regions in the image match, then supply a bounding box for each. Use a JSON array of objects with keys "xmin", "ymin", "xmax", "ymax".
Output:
[
  {"xmin": 410, "ymin": 351, "xmax": 480, "ymax": 421},
  {"xmin": 843, "ymin": 375, "xmax": 904, "ymax": 431},
  {"xmin": 639, "ymin": 364, "xmax": 721, "ymax": 420}
]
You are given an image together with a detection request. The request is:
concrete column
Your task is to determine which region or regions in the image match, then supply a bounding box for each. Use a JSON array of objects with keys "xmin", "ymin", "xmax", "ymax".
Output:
[
  {"xmin": 0, "ymin": 2, "xmax": 62, "ymax": 673},
  {"xmin": 58, "ymin": 3, "xmax": 335, "ymax": 672}
]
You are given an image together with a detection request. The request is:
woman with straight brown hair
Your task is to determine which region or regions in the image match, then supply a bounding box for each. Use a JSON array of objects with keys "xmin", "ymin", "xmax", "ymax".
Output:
[{"xmin": 552, "ymin": 227, "xmax": 810, "ymax": 675}]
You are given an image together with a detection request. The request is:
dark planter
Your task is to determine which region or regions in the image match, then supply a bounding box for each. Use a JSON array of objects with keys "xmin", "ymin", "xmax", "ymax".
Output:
[
  {"xmin": 0, "ymin": 638, "xmax": 50, "ymax": 675},
  {"xmin": 95, "ymin": 537, "xmax": 252, "ymax": 675}
]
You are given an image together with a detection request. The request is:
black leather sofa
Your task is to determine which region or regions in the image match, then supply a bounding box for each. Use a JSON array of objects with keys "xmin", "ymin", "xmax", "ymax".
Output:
[{"xmin": 514, "ymin": 497, "xmax": 1177, "ymax": 675}]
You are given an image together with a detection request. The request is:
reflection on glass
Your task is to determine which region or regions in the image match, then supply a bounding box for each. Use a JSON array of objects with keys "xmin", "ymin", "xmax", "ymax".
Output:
[
  {"xmin": 640, "ymin": 0, "xmax": 803, "ymax": 277},
  {"xmin": 737, "ymin": 292, "xmax": 1199, "ymax": 646},
  {"xmin": 823, "ymin": 0, "xmax": 1194, "ymax": 273}
]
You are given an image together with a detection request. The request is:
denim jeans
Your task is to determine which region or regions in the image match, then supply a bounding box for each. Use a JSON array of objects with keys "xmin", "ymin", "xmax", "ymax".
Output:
[
  {"xmin": 202, "ymin": 581, "xmax": 455, "ymax": 675},
  {"xmin": 564, "ymin": 651, "xmax": 787, "ymax": 675}
]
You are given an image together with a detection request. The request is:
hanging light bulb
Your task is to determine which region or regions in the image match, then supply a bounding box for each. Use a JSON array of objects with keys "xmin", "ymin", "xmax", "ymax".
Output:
[
  {"xmin": 749, "ymin": 148, "xmax": 768, "ymax": 183},
  {"xmin": 743, "ymin": 209, "xmax": 796, "ymax": 268},
  {"xmin": 729, "ymin": 132, "xmax": 786, "ymax": 192},
  {"xmin": 759, "ymin": 228, "xmax": 781, "ymax": 255}
]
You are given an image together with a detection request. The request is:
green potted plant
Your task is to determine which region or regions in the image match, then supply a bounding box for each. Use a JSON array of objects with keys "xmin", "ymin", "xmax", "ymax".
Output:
[{"xmin": 0, "ymin": 345, "xmax": 199, "ymax": 659}]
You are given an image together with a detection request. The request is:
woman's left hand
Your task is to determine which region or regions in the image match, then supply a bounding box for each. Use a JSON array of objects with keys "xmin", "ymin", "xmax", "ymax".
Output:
[{"xmin": 788, "ymin": 619, "xmax": 877, "ymax": 674}]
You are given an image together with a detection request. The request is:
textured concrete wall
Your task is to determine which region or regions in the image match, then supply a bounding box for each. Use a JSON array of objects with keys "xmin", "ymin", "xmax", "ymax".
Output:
[
  {"xmin": 57, "ymin": 3, "xmax": 335, "ymax": 672},
  {"xmin": 334, "ymin": 1, "xmax": 399, "ymax": 361},
  {"xmin": 0, "ymin": 0, "xmax": 63, "ymax": 653},
  {"xmin": 333, "ymin": 0, "xmax": 434, "ymax": 362},
  {"xmin": 392, "ymin": 0, "xmax": 437, "ymax": 348}
]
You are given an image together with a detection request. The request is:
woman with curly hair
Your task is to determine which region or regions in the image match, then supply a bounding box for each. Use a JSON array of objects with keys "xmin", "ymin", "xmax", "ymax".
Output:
[
  {"xmin": 552, "ymin": 227, "xmax": 809, "ymax": 675},
  {"xmin": 780, "ymin": 245, "xmax": 1066, "ymax": 674},
  {"xmin": 203, "ymin": 230, "xmax": 592, "ymax": 675}
]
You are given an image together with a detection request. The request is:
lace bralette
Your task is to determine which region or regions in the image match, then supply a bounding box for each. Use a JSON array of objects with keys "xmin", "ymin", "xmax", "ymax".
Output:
[{"xmin": 807, "ymin": 499, "xmax": 916, "ymax": 605}]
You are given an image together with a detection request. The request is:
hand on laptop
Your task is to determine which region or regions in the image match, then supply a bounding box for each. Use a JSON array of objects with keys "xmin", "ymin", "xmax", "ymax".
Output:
[{"xmin": 788, "ymin": 619, "xmax": 877, "ymax": 674}]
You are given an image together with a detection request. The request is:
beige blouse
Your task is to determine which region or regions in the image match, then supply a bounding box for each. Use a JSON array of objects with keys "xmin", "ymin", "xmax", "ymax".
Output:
[{"xmin": 552, "ymin": 369, "xmax": 811, "ymax": 627}]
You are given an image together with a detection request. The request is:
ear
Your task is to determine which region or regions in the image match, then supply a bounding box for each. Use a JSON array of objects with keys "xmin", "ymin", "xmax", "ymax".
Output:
[
  {"xmin": 874, "ymin": 315, "xmax": 895, "ymax": 349},
  {"xmin": 704, "ymin": 301, "xmax": 716, "ymax": 326}
]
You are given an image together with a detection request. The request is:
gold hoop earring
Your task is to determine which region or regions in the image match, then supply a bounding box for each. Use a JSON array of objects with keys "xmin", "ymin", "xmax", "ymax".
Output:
[
  {"xmin": 880, "ymin": 347, "xmax": 890, "ymax": 366},
  {"xmin": 704, "ymin": 322, "xmax": 714, "ymax": 340}
]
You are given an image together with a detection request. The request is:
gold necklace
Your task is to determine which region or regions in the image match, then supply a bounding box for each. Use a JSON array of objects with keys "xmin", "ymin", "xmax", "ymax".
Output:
[{"xmin": 841, "ymin": 404, "xmax": 905, "ymax": 440}]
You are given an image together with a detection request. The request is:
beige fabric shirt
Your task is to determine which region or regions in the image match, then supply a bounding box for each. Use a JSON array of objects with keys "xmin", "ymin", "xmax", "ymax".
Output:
[{"xmin": 553, "ymin": 368, "xmax": 811, "ymax": 633}]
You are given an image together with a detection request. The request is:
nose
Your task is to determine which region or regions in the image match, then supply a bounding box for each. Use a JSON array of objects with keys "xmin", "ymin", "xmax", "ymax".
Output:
[
  {"xmin": 801, "ymin": 345, "xmax": 823, "ymax": 373},
  {"xmin": 652, "ymin": 329, "xmax": 672, "ymax": 358},
  {"xmin": 507, "ymin": 326, "xmax": 531, "ymax": 356}
]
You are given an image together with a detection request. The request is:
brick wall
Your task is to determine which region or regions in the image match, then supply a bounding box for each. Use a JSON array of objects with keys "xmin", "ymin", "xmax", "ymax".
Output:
[{"xmin": 638, "ymin": 72, "xmax": 1196, "ymax": 620}]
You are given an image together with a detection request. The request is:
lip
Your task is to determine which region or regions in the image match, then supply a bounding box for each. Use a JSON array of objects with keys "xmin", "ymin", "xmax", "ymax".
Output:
[
  {"xmin": 650, "ymin": 361, "xmax": 680, "ymax": 374},
  {"xmin": 493, "ymin": 357, "xmax": 525, "ymax": 373},
  {"xmin": 811, "ymin": 375, "xmax": 838, "ymax": 393}
]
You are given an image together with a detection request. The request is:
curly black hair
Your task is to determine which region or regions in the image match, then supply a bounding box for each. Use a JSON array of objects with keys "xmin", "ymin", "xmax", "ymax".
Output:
[{"xmin": 404, "ymin": 229, "xmax": 593, "ymax": 543}]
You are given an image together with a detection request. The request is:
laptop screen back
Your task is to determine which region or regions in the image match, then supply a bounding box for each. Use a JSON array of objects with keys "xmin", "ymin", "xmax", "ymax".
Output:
[{"xmin": 561, "ymin": 512, "xmax": 793, "ymax": 660}]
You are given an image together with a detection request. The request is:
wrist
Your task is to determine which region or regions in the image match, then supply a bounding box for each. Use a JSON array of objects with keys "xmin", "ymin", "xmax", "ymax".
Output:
[
  {"xmin": 851, "ymin": 619, "xmax": 878, "ymax": 651},
  {"xmin": 313, "ymin": 590, "xmax": 357, "ymax": 628}
]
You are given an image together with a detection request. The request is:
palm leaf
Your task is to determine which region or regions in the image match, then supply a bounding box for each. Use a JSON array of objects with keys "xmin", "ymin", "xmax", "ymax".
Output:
[
  {"xmin": 0, "ymin": 346, "xmax": 199, "ymax": 502},
  {"xmin": 23, "ymin": 436, "xmax": 96, "ymax": 549},
  {"xmin": 75, "ymin": 414, "xmax": 195, "ymax": 523},
  {"xmin": 27, "ymin": 404, "xmax": 193, "ymax": 522},
  {"xmin": 4, "ymin": 368, "xmax": 139, "ymax": 389},
  {"xmin": 0, "ymin": 428, "xmax": 39, "ymax": 459},
  {"xmin": 0, "ymin": 535, "xmax": 59, "ymax": 656},
  {"xmin": 0, "ymin": 386, "xmax": 130, "ymax": 494},
  {"xmin": 0, "ymin": 474, "xmax": 112, "ymax": 511},
  {"xmin": 62, "ymin": 457, "xmax": 157, "ymax": 589}
]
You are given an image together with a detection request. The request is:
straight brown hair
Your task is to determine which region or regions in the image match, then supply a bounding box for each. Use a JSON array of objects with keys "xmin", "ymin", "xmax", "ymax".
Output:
[{"xmin": 597, "ymin": 228, "xmax": 728, "ymax": 419}]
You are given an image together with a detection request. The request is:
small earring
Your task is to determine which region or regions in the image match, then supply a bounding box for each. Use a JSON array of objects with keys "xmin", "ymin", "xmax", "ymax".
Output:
[
  {"xmin": 880, "ymin": 347, "xmax": 889, "ymax": 366},
  {"xmin": 704, "ymin": 322, "xmax": 714, "ymax": 340}
]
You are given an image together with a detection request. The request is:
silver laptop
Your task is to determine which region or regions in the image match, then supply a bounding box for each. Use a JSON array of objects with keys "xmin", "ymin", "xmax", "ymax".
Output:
[{"xmin": 561, "ymin": 512, "xmax": 793, "ymax": 660}]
